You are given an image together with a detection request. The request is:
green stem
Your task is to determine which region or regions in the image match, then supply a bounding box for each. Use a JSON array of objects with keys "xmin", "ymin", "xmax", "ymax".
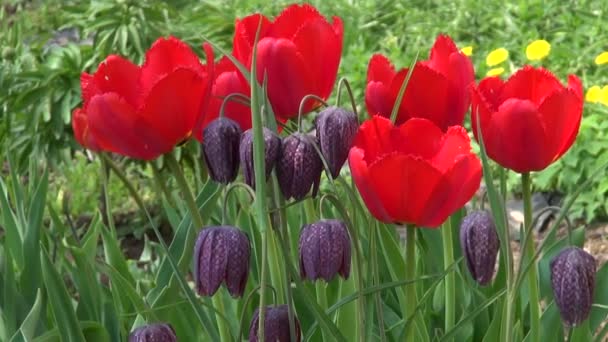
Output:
[
  {"xmin": 165, "ymin": 153, "xmax": 232, "ymax": 341},
  {"xmin": 404, "ymin": 225, "xmax": 418, "ymax": 341},
  {"xmin": 316, "ymin": 281, "xmax": 329, "ymax": 341},
  {"xmin": 371, "ymin": 221, "xmax": 387, "ymax": 342},
  {"xmin": 522, "ymin": 172, "xmax": 540, "ymax": 342},
  {"xmin": 151, "ymin": 163, "xmax": 176, "ymax": 211},
  {"xmin": 165, "ymin": 153, "xmax": 204, "ymax": 229},
  {"xmin": 442, "ymin": 219, "xmax": 455, "ymax": 340},
  {"xmin": 100, "ymin": 154, "xmax": 219, "ymax": 340}
]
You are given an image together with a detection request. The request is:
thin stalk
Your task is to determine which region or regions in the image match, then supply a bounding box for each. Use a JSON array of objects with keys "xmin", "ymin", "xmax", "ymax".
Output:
[
  {"xmin": 371, "ymin": 221, "xmax": 387, "ymax": 342},
  {"xmin": 404, "ymin": 225, "xmax": 418, "ymax": 341},
  {"xmin": 100, "ymin": 154, "xmax": 219, "ymax": 340},
  {"xmin": 441, "ymin": 219, "xmax": 455, "ymax": 340},
  {"xmin": 521, "ymin": 172, "xmax": 540, "ymax": 342},
  {"xmin": 165, "ymin": 153, "xmax": 232, "ymax": 341},
  {"xmin": 316, "ymin": 281, "xmax": 329, "ymax": 341},
  {"xmin": 151, "ymin": 163, "xmax": 175, "ymax": 210}
]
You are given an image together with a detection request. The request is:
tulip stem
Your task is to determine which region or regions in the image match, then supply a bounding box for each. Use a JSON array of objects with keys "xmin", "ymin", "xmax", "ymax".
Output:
[
  {"xmin": 521, "ymin": 172, "xmax": 540, "ymax": 342},
  {"xmin": 166, "ymin": 153, "xmax": 232, "ymax": 341},
  {"xmin": 442, "ymin": 219, "xmax": 455, "ymax": 341},
  {"xmin": 404, "ymin": 225, "xmax": 418, "ymax": 341}
]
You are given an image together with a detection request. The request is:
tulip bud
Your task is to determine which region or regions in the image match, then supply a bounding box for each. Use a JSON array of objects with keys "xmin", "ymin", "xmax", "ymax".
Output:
[
  {"xmin": 550, "ymin": 247, "xmax": 596, "ymax": 327},
  {"xmin": 128, "ymin": 323, "xmax": 176, "ymax": 342},
  {"xmin": 277, "ymin": 133, "xmax": 322, "ymax": 200},
  {"xmin": 202, "ymin": 117, "xmax": 242, "ymax": 184},
  {"xmin": 460, "ymin": 210, "xmax": 499, "ymax": 286},
  {"xmin": 299, "ymin": 219, "xmax": 351, "ymax": 282},
  {"xmin": 239, "ymin": 128, "xmax": 281, "ymax": 189},
  {"xmin": 248, "ymin": 305, "xmax": 301, "ymax": 342},
  {"xmin": 193, "ymin": 226, "xmax": 250, "ymax": 297},
  {"xmin": 315, "ymin": 106, "xmax": 358, "ymax": 178}
]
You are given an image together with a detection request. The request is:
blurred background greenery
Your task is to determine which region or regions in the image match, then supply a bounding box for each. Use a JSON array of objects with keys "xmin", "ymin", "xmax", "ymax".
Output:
[{"xmin": 2, "ymin": 0, "xmax": 608, "ymax": 228}]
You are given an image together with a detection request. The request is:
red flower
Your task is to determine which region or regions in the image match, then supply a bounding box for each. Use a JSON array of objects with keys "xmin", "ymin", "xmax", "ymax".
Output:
[
  {"xmin": 365, "ymin": 35, "xmax": 474, "ymax": 130},
  {"xmin": 471, "ymin": 66, "xmax": 583, "ymax": 173},
  {"xmin": 232, "ymin": 3, "xmax": 343, "ymax": 120},
  {"xmin": 348, "ymin": 116, "xmax": 482, "ymax": 227},
  {"xmin": 195, "ymin": 56, "xmax": 252, "ymax": 141},
  {"xmin": 72, "ymin": 37, "xmax": 214, "ymax": 160}
]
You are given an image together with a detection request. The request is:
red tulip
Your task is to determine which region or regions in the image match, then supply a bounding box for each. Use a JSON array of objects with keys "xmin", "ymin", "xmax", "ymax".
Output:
[
  {"xmin": 232, "ymin": 3, "xmax": 343, "ymax": 120},
  {"xmin": 471, "ymin": 66, "xmax": 583, "ymax": 173},
  {"xmin": 348, "ymin": 116, "xmax": 482, "ymax": 227},
  {"xmin": 365, "ymin": 35, "xmax": 474, "ymax": 130},
  {"xmin": 72, "ymin": 37, "xmax": 214, "ymax": 160}
]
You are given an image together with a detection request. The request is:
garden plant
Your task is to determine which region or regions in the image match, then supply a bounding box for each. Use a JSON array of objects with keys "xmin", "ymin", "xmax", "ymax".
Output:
[{"xmin": 2, "ymin": 1, "xmax": 608, "ymax": 341}]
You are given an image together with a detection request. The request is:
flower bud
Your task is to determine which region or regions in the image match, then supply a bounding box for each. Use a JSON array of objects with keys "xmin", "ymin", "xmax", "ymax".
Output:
[
  {"xmin": 277, "ymin": 133, "xmax": 322, "ymax": 200},
  {"xmin": 202, "ymin": 117, "xmax": 242, "ymax": 184},
  {"xmin": 128, "ymin": 323, "xmax": 176, "ymax": 342},
  {"xmin": 193, "ymin": 226, "xmax": 250, "ymax": 297},
  {"xmin": 299, "ymin": 219, "xmax": 351, "ymax": 282},
  {"xmin": 459, "ymin": 210, "xmax": 499, "ymax": 286},
  {"xmin": 550, "ymin": 247, "xmax": 596, "ymax": 327},
  {"xmin": 248, "ymin": 305, "xmax": 301, "ymax": 342},
  {"xmin": 239, "ymin": 128, "xmax": 281, "ymax": 189},
  {"xmin": 315, "ymin": 106, "xmax": 358, "ymax": 178}
]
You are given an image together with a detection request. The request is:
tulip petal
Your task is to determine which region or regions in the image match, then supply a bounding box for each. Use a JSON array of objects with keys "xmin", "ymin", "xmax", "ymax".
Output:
[
  {"xmin": 255, "ymin": 37, "xmax": 314, "ymax": 118},
  {"xmin": 430, "ymin": 125, "xmax": 473, "ymax": 172},
  {"xmin": 426, "ymin": 34, "xmax": 460, "ymax": 76},
  {"xmin": 72, "ymin": 108, "xmax": 100, "ymax": 151},
  {"xmin": 365, "ymin": 81, "xmax": 393, "ymax": 119},
  {"xmin": 445, "ymin": 52, "xmax": 475, "ymax": 126},
  {"xmin": 487, "ymin": 98, "xmax": 551, "ymax": 172},
  {"xmin": 91, "ymin": 55, "xmax": 140, "ymax": 107},
  {"xmin": 292, "ymin": 15, "xmax": 343, "ymax": 104},
  {"xmin": 394, "ymin": 118, "xmax": 444, "ymax": 159},
  {"xmin": 208, "ymin": 58, "xmax": 252, "ymax": 132},
  {"xmin": 348, "ymin": 147, "xmax": 391, "ymax": 222},
  {"xmin": 420, "ymin": 154, "xmax": 482, "ymax": 227},
  {"xmin": 139, "ymin": 68, "xmax": 207, "ymax": 148},
  {"xmin": 271, "ymin": 3, "xmax": 325, "ymax": 39},
  {"xmin": 87, "ymin": 93, "xmax": 166, "ymax": 160},
  {"xmin": 400, "ymin": 64, "xmax": 452, "ymax": 129},
  {"xmin": 352, "ymin": 115, "xmax": 395, "ymax": 164},
  {"xmin": 475, "ymin": 76, "xmax": 504, "ymax": 111},
  {"xmin": 233, "ymin": 13, "xmax": 271, "ymax": 63},
  {"xmin": 567, "ymin": 75, "xmax": 583, "ymax": 100},
  {"xmin": 537, "ymin": 88, "xmax": 583, "ymax": 163},
  {"xmin": 500, "ymin": 66, "xmax": 564, "ymax": 105},
  {"xmin": 140, "ymin": 37, "xmax": 204, "ymax": 93},
  {"xmin": 367, "ymin": 54, "xmax": 396, "ymax": 84},
  {"xmin": 366, "ymin": 154, "xmax": 442, "ymax": 224}
]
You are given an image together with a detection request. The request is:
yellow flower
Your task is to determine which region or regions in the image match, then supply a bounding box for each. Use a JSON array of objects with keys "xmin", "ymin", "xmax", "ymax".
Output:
[
  {"xmin": 461, "ymin": 46, "xmax": 473, "ymax": 56},
  {"xmin": 595, "ymin": 52, "xmax": 608, "ymax": 65},
  {"xmin": 486, "ymin": 67, "xmax": 505, "ymax": 77},
  {"xmin": 486, "ymin": 48, "xmax": 509, "ymax": 66},
  {"xmin": 526, "ymin": 40, "xmax": 551, "ymax": 60},
  {"xmin": 585, "ymin": 86, "xmax": 601, "ymax": 103}
]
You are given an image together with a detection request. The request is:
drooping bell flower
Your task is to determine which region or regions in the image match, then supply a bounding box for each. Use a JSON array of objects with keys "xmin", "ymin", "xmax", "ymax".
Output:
[
  {"xmin": 193, "ymin": 226, "xmax": 250, "ymax": 297},
  {"xmin": 365, "ymin": 34, "xmax": 474, "ymax": 130},
  {"xmin": 202, "ymin": 117, "xmax": 242, "ymax": 184},
  {"xmin": 550, "ymin": 247, "xmax": 596, "ymax": 327},
  {"xmin": 348, "ymin": 116, "xmax": 482, "ymax": 227},
  {"xmin": 315, "ymin": 106, "xmax": 358, "ymax": 178},
  {"xmin": 72, "ymin": 37, "xmax": 214, "ymax": 160},
  {"xmin": 277, "ymin": 133, "xmax": 323, "ymax": 201},
  {"xmin": 128, "ymin": 323, "xmax": 177, "ymax": 342},
  {"xmin": 460, "ymin": 210, "xmax": 499, "ymax": 285},
  {"xmin": 248, "ymin": 305, "xmax": 301, "ymax": 342},
  {"xmin": 233, "ymin": 3, "xmax": 343, "ymax": 119},
  {"xmin": 195, "ymin": 56, "xmax": 252, "ymax": 141},
  {"xmin": 299, "ymin": 219, "xmax": 351, "ymax": 282},
  {"xmin": 471, "ymin": 65, "xmax": 583, "ymax": 173},
  {"xmin": 240, "ymin": 127, "xmax": 281, "ymax": 189}
]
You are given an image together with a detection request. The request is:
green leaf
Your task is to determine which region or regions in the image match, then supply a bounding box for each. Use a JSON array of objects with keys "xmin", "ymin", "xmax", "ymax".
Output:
[
  {"xmin": 10, "ymin": 289, "xmax": 44, "ymax": 342},
  {"xmin": 100, "ymin": 224, "xmax": 135, "ymax": 286},
  {"xmin": 0, "ymin": 178, "xmax": 24, "ymax": 269},
  {"xmin": 539, "ymin": 301, "xmax": 562, "ymax": 342},
  {"xmin": 590, "ymin": 262, "xmax": 608, "ymax": 330},
  {"xmin": 40, "ymin": 248, "xmax": 86, "ymax": 342},
  {"xmin": 32, "ymin": 321, "xmax": 110, "ymax": 342}
]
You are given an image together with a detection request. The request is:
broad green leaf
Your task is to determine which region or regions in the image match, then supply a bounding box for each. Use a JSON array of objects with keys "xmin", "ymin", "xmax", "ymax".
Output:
[
  {"xmin": 100, "ymin": 223, "xmax": 135, "ymax": 286},
  {"xmin": 590, "ymin": 262, "xmax": 608, "ymax": 330},
  {"xmin": 33, "ymin": 321, "xmax": 110, "ymax": 342},
  {"xmin": 0, "ymin": 178, "xmax": 24, "ymax": 269},
  {"xmin": 40, "ymin": 248, "xmax": 86, "ymax": 342},
  {"xmin": 10, "ymin": 289, "xmax": 44, "ymax": 342}
]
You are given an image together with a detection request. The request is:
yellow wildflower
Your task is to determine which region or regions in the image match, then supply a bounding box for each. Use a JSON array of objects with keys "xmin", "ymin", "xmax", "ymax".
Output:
[
  {"xmin": 486, "ymin": 48, "xmax": 509, "ymax": 66},
  {"xmin": 601, "ymin": 86, "xmax": 608, "ymax": 106},
  {"xmin": 486, "ymin": 67, "xmax": 505, "ymax": 77},
  {"xmin": 595, "ymin": 52, "xmax": 608, "ymax": 65},
  {"xmin": 526, "ymin": 40, "xmax": 551, "ymax": 60},
  {"xmin": 585, "ymin": 86, "xmax": 601, "ymax": 103},
  {"xmin": 461, "ymin": 46, "xmax": 473, "ymax": 56}
]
